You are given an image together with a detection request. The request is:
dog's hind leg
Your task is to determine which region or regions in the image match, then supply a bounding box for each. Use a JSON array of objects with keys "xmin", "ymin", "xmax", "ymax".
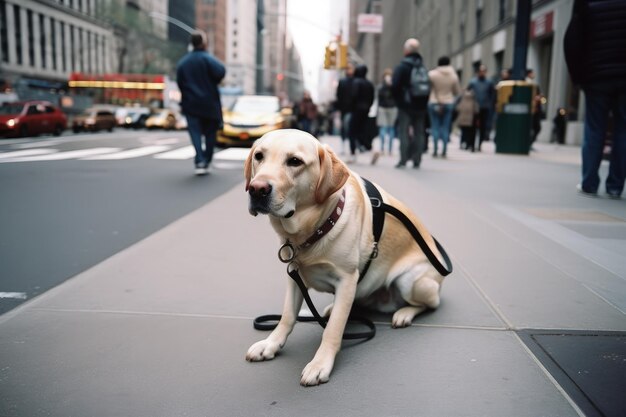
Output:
[{"xmin": 391, "ymin": 275, "xmax": 441, "ymax": 328}]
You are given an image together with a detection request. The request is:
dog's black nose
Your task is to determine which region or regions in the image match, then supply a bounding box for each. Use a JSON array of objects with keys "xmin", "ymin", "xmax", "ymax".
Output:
[{"xmin": 248, "ymin": 180, "xmax": 272, "ymax": 199}]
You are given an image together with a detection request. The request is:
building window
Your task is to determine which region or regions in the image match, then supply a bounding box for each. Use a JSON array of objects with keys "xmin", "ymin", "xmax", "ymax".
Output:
[
  {"xmin": 39, "ymin": 14, "xmax": 46, "ymax": 68},
  {"xmin": 27, "ymin": 9, "xmax": 35, "ymax": 67},
  {"xmin": 475, "ymin": 7, "xmax": 482, "ymax": 37},
  {"xmin": 499, "ymin": 0, "xmax": 506, "ymax": 23},
  {"xmin": 13, "ymin": 5, "xmax": 21, "ymax": 64},
  {"xmin": 0, "ymin": 1, "xmax": 8, "ymax": 63},
  {"xmin": 60, "ymin": 21, "xmax": 66, "ymax": 72},
  {"xmin": 69, "ymin": 24, "xmax": 75, "ymax": 71},
  {"xmin": 50, "ymin": 17, "xmax": 57, "ymax": 70}
]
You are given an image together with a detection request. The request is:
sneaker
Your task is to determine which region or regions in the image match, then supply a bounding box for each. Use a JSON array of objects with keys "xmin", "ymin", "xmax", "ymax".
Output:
[
  {"xmin": 395, "ymin": 162, "xmax": 406, "ymax": 169},
  {"xmin": 195, "ymin": 163, "xmax": 209, "ymax": 176},
  {"xmin": 576, "ymin": 184, "xmax": 597, "ymax": 197},
  {"xmin": 607, "ymin": 190, "xmax": 622, "ymax": 200},
  {"xmin": 370, "ymin": 151, "xmax": 380, "ymax": 165}
]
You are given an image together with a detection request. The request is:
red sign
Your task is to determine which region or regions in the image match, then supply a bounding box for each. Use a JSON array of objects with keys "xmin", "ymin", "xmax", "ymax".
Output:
[{"xmin": 531, "ymin": 11, "xmax": 554, "ymax": 39}]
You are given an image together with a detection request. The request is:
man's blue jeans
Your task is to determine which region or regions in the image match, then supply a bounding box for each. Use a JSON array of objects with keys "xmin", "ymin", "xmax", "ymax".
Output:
[
  {"xmin": 581, "ymin": 84, "xmax": 626, "ymax": 196},
  {"xmin": 186, "ymin": 115, "xmax": 219, "ymax": 167}
]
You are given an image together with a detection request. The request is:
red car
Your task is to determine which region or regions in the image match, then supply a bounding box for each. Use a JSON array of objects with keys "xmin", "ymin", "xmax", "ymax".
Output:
[{"xmin": 0, "ymin": 101, "xmax": 67, "ymax": 138}]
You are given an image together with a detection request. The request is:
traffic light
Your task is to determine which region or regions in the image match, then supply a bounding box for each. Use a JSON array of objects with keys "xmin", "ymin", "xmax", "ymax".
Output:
[
  {"xmin": 338, "ymin": 43, "xmax": 348, "ymax": 69},
  {"xmin": 324, "ymin": 42, "xmax": 338, "ymax": 69}
]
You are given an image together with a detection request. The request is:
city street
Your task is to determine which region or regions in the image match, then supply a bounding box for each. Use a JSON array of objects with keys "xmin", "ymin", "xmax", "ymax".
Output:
[
  {"xmin": 0, "ymin": 132, "xmax": 624, "ymax": 416},
  {"xmin": 0, "ymin": 129, "xmax": 247, "ymax": 314}
]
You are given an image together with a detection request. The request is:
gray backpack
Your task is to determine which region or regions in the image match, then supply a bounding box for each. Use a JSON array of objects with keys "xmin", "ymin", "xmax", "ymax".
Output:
[{"xmin": 404, "ymin": 58, "xmax": 431, "ymax": 102}]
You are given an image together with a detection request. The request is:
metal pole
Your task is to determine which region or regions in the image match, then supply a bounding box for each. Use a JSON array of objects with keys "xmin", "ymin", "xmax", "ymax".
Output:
[{"xmin": 511, "ymin": 0, "xmax": 531, "ymax": 80}]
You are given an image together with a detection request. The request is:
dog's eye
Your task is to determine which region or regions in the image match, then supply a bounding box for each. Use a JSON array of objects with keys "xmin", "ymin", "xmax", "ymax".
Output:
[
  {"xmin": 287, "ymin": 157, "xmax": 304, "ymax": 167},
  {"xmin": 254, "ymin": 152, "xmax": 263, "ymax": 161}
]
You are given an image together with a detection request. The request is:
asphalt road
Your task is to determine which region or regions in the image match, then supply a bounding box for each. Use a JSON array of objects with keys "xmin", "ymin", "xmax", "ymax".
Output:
[{"xmin": 0, "ymin": 129, "xmax": 245, "ymax": 315}]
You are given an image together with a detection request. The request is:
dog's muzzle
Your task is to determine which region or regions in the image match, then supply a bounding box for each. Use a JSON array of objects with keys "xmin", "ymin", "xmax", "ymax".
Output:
[{"xmin": 248, "ymin": 179, "xmax": 272, "ymax": 216}]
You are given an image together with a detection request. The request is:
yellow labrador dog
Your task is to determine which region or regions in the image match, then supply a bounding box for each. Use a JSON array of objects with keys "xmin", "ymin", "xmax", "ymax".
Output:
[{"xmin": 244, "ymin": 129, "xmax": 445, "ymax": 386}]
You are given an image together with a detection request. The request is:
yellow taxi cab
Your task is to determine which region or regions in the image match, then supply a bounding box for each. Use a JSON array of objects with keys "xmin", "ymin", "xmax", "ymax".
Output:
[{"xmin": 218, "ymin": 95, "xmax": 292, "ymax": 147}]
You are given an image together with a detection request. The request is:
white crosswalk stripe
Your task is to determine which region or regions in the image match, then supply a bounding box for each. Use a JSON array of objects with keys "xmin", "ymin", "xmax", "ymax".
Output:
[
  {"xmin": 154, "ymin": 145, "xmax": 195, "ymax": 160},
  {"xmin": 0, "ymin": 149, "xmax": 57, "ymax": 159},
  {"xmin": 0, "ymin": 148, "xmax": 121, "ymax": 162},
  {"xmin": 0, "ymin": 144, "xmax": 252, "ymax": 164},
  {"xmin": 83, "ymin": 145, "xmax": 171, "ymax": 160}
]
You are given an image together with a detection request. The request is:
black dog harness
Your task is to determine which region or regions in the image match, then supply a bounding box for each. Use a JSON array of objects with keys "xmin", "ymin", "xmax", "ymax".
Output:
[{"xmin": 253, "ymin": 178, "xmax": 453, "ymax": 341}]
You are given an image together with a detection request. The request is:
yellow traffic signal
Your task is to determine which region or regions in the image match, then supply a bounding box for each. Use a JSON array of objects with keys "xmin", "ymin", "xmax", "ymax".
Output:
[
  {"xmin": 324, "ymin": 45, "xmax": 332, "ymax": 69},
  {"xmin": 324, "ymin": 42, "xmax": 338, "ymax": 69},
  {"xmin": 338, "ymin": 43, "xmax": 348, "ymax": 69}
]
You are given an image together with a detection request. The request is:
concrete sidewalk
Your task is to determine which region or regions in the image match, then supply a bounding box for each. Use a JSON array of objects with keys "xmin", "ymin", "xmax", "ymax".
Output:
[{"xmin": 1, "ymin": 136, "xmax": 624, "ymax": 417}]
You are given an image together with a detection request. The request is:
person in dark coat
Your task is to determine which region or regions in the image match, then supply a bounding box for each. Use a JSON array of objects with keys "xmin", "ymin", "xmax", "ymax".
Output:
[
  {"xmin": 336, "ymin": 62, "xmax": 355, "ymax": 155},
  {"xmin": 348, "ymin": 64, "xmax": 375, "ymax": 163},
  {"xmin": 391, "ymin": 38, "xmax": 429, "ymax": 169},
  {"xmin": 176, "ymin": 30, "xmax": 226, "ymax": 175},
  {"xmin": 564, "ymin": 0, "xmax": 626, "ymax": 199}
]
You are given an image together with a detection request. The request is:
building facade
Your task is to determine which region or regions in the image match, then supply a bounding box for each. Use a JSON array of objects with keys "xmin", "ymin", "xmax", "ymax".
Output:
[
  {"xmin": 196, "ymin": 0, "xmax": 227, "ymax": 62},
  {"xmin": 225, "ymin": 0, "xmax": 257, "ymax": 95},
  {"xmin": 0, "ymin": 0, "xmax": 115, "ymax": 85},
  {"xmin": 352, "ymin": 0, "xmax": 583, "ymax": 144}
]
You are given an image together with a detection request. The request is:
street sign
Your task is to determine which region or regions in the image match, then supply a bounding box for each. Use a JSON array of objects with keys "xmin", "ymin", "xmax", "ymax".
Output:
[{"xmin": 357, "ymin": 14, "xmax": 383, "ymax": 33}]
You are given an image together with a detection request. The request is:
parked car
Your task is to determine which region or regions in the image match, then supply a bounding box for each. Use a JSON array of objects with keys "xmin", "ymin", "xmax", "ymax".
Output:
[
  {"xmin": 0, "ymin": 100, "xmax": 67, "ymax": 138},
  {"xmin": 72, "ymin": 109, "xmax": 116, "ymax": 133},
  {"xmin": 121, "ymin": 107, "xmax": 152, "ymax": 129},
  {"xmin": 145, "ymin": 109, "xmax": 177, "ymax": 130},
  {"xmin": 218, "ymin": 95, "xmax": 290, "ymax": 147}
]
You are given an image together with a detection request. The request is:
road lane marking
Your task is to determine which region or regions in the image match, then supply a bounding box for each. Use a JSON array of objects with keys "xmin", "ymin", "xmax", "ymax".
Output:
[
  {"xmin": 214, "ymin": 148, "xmax": 251, "ymax": 161},
  {"xmin": 0, "ymin": 148, "xmax": 121, "ymax": 162},
  {"xmin": 154, "ymin": 145, "xmax": 195, "ymax": 159},
  {"xmin": 0, "ymin": 292, "xmax": 27, "ymax": 299},
  {"xmin": 83, "ymin": 145, "xmax": 171, "ymax": 160},
  {"xmin": 0, "ymin": 149, "xmax": 57, "ymax": 159}
]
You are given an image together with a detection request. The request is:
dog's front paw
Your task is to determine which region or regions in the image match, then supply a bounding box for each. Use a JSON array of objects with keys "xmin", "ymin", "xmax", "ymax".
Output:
[
  {"xmin": 392, "ymin": 306, "xmax": 422, "ymax": 328},
  {"xmin": 246, "ymin": 339, "xmax": 282, "ymax": 362},
  {"xmin": 300, "ymin": 357, "xmax": 334, "ymax": 386}
]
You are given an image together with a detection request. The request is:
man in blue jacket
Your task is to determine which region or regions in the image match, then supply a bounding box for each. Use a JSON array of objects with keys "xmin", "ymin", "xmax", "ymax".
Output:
[{"xmin": 176, "ymin": 31, "xmax": 226, "ymax": 175}]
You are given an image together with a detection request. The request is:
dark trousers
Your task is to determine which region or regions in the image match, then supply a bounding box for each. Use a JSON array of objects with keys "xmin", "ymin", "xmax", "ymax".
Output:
[
  {"xmin": 186, "ymin": 115, "xmax": 219, "ymax": 166},
  {"xmin": 461, "ymin": 126, "xmax": 477, "ymax": 151},
  {"xmin": 349, "ymin": 110, "xmax": 369, "ymax": 155},
  {"xmin": 477, "ymin": 108, "xmax": 491, "ymax": 149},
  {"xmin": 581, "ymin": 85, "xmax": 626, "ymax": 195}
]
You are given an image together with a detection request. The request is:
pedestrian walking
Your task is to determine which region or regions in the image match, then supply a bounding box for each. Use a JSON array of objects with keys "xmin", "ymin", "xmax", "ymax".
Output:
[
  {"xmin": 564, "ymin": 0, "xmax": 626, "ymax": 199},
  {"xmin": 176, "ymin": 30, "xmax": 226, "ymax": 176},
  {"xmin": 348, "ymin": 64, "xmax": 375, "ymax": 164},
  {"xmin": 467, "ymin": 65, "xmax": 496, "ymax": 152},
  {"xmin": 376, "ymin": 68, "xmax": 397, "ymax": 156},
  {"xmin": 456, "ymin": 89, "xmax": 479, "ymax": 152},
  {"xmin": 298, "ymin": 91, "xmax": 318, "ymax": 135},
  {"xmin": 427, "ymin": 56, "xmax": 461, "ymax": 158},
  {"xmin": 336, "ymin": 62, "xmax": 355, "ymax": 155},
  {"xmin": 391, "ymin": 38, "xmax": 430, "ymax": 169}
]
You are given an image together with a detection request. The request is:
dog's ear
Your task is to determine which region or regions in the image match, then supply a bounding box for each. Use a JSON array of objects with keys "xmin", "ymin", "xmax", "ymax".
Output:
[
  {"xmin": 244, "ymin": 144, "xmax": 255, "ymax": 191},
  {"xmin": 315, "ymin": 144, "xmax": 349, "ymax": 204}
]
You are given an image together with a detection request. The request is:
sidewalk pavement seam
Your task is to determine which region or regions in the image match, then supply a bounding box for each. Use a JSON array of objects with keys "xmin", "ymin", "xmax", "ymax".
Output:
[
  {"xmin": 27, "ymin": 307, "xmax": 509, "ymax": 331},
  {"xmin": 512, "ymin": 331, "xmax": 588, "ymax": 417},
  {"xmin": 453, "ymin": 258, "xmax": 515, "ymax": 330}
]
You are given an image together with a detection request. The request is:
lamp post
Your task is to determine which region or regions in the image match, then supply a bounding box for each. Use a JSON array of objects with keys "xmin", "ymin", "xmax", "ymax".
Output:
[{"xmin": 148, "ymin": 11, "xmax": 196, "ymax": 35}]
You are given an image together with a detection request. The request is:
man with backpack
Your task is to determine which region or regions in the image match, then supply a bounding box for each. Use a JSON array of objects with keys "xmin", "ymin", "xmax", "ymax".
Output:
[{"xmin": 391, "ymin": 38, "xmax": 430, "ymax": 169}]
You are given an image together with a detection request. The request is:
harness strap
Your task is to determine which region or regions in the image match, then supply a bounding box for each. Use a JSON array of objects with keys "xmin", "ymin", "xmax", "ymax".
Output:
[
  {"xmin": 253, "ymin": 177, "xmax": 453, "ymax": 341},
  {"xmin": 253, "ymin": 265, "xmax": 376, "ymax": 340}
]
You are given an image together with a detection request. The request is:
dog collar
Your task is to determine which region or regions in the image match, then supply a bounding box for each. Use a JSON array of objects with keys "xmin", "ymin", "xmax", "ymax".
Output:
[{"xmin": 277, "ymin": 188, "xmax": 346, "ymax": 263}]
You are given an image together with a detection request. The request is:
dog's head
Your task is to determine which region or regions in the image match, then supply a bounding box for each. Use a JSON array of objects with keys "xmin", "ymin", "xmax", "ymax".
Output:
[{"xmin": 244, "ymin": 129, "xmax": 349, "ymax": 218}]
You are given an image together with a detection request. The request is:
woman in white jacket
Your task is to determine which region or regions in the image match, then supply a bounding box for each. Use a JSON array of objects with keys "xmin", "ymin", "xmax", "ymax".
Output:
[{"xmin": 427, "ymin": 56, "xmax": 461, "ymax": 158}]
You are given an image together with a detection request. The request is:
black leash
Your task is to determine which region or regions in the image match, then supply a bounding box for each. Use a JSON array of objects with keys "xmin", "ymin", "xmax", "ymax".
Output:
[{"xmin": 253, "ymin": 178, "xmax": 453, "ymax": 341}]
